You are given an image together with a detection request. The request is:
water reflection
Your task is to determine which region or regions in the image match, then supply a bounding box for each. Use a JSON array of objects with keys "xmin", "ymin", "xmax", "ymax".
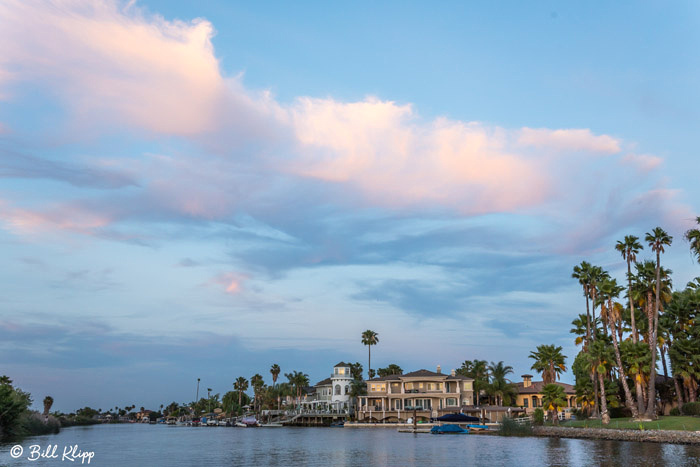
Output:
[{"xmin": 1, "ymin": 424, "xmax": 700, "ymax": 466}]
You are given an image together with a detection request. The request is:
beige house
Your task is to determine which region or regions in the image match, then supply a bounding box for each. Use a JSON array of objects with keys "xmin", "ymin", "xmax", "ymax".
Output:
[
  {"xmin": 357, "ymin": 367, "xmax": 474, "ymax": 422},
  {"xmin": 514, "ymin": 374, "xmax": 578, "ymax": 418}
]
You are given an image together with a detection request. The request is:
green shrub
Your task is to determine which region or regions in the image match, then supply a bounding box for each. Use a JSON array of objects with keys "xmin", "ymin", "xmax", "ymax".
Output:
[
  {"xmin": 609, "ymin": 407, "xmax": 632, "ymax": 419},
  {"xmin": 18, "ymin": 412, "xmax": 60, "ymax": 436},
  {"xmin": 572, "ymin": 409, "xmax": 589, "ymax": 420},
  {"xmin": 533, "ymin": 408, "xmax": 544, "ymax": 426},
  {"xmin": 669, "ymin": 407, "xmax": 681, "ymax": 416},
  {"xmin": 498, "ymin": 417, "xmax": 532, "ymax": 436},
  {"xmin": 681, "ymin": 402, "xmax": 700, "ymax": 416}
]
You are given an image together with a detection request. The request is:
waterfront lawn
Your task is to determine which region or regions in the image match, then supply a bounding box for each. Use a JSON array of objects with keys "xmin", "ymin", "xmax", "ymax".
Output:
[{"xmin": 561, "ymin": 416, "xmax": 700, "ymax": 431}]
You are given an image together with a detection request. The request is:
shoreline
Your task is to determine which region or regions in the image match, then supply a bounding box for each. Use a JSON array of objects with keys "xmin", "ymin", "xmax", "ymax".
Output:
[{"xmin": 533, "ymin": 426, "xmax": 700, "ymax": 445}]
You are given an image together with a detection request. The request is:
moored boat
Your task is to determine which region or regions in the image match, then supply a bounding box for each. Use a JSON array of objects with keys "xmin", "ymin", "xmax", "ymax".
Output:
[{"xmin": 430, "ymin": 424, "xmax": 469, "ymax": 434}]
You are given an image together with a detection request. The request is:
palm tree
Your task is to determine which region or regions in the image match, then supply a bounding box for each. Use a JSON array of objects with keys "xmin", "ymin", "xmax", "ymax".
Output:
[
  {"xmin": 458, "ymin": 360, "xmax": 489, "ymax": 404},
  {"xmin": 42, "ymin": 396, "xmax": 54, "ymax": 417},
  {"xmin": 270, "ymin": 364, "xmax": 281, "ymax": 389},
  {"xmin": 529, "ymin": 344, "xmax": 567, "ymax": 384},
  {"xmin": 361, "ymin": 330, "xmax": 379, "ymax": 379},
  {"xmin": 541, "ymin": 383, "xmax": 567, "ymax": 425},
  {"xmin": 285, "ymin": 371, "xmax": 310, "ymax": 407},
  {"xmin": 572, "ymin": 262, "xmax": 593, "ymax": 343},
  {"xmin": 616, "ymin": 235, "xmax": 643, "ymax": 343},
  {"xmin": 644, "ymin": 227, "xmax": 672, "ymax": 418},
  {"xmin": 598, "ymin": 277, "xmax": 639, "ymax": 418},
  {"xmin": 616, "ymin": 235, "xmax": 646, "ymax": 417},
  {"xmin": 586, "ymin": 339, "xmax": 614, "ymax": 424},
  {"xmin": 377, "ymin": 364, "xmax": 403, "ymax": 377},
  {"xmin": 487, "ymin": 361, "xmax": 515, "ymax": 406},
  {"xmin": 234, "ymin": 377, "xmax": 249, "ymax": 411},
  {"xmin": 250, "ymin": 374, "xmax": 264, "ymax": 412},
  {"xmin": 685, "ymin": 216, "xmax": 700, "ymax": 264},
  {"xmin": 589, "ymin": 265, "xmax": 610, "ymax": 339}
]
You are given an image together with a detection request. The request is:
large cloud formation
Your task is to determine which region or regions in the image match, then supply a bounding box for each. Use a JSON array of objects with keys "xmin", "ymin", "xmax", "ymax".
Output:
[{"xmin": 0, "ymin": 0, "xmax": 671, "ymax": 229}]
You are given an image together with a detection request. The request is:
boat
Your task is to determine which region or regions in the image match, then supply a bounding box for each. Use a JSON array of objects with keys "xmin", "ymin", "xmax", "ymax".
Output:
[
  {"xmin": 430, "ymin": 424, "xmax": 469, "ymax": 434},
  {"xmin": 237, "ymin": 416, "xmax": 258, "ymax": 427},
  {"xmin": 329, "ymin": 421, "xmax": 345, "ymax": 427},
  {"xmin": 166, "ymin": 417, "xmax": 177, "ymax": 425}
]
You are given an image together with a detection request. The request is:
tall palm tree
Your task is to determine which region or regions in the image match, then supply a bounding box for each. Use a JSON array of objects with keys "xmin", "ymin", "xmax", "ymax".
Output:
[
  {"xmin": 529, "ymin": 344, "xmax": 567, "ymax": 384},
  {"xmin": 270, "ymin": 364, "xmax": 281, "ymax": 389},
  {"xmin": 285, "ymin": 371, "xmax": 309, "ymax": 407},
  {"xmin": 644, "ymin": 227, "xmax": 672, "ymax": 418},
  {"xmin": 598, "ymin": 277, "xmax": 639, "ymax": 418},
  {"xmin": 616, "ymin": 235, "xmax": 646, "ymax": 418},
  {"xmin": 250, "ymin": 374, "xmax": 264, "ymax": 413},
  {"xmin": 685, "ymin": 216, "xmax": 700, "ymax": 264},
  {"xmin": 586, "ymin": 339, "xmax": 615, "ymax": 425},
  {"xmin": 487, "ymin": 361, "xmax": 515, "ymax": 406},
  {"xmin": 42, "ymin": 396, "xmax": 54, "ymax": 417},
  {"xmin": 616, "ymin": 235, "xmax": 643, "ymax": 343},
  {"xmin": 361, "ymin": 330, "xmax": 379, "ymax": 379},
  {"xmin": 572, "ymin": 262, "xmax": 593, "ymax": 343},
  {"xmin": 234, "ymin": 377, "xmax": 249, "ymax": 411},
  {"xmin": 589, "ymin": 265, "xmax": 609, "ymax": 339}
]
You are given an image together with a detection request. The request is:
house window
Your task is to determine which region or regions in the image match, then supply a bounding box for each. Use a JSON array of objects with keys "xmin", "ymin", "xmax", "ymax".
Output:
[
  {"xmin": 394, "ymin": 399, "xmax": 402, "ymax": 410},
  {"xmin": 335, "ymin": 385, "xmax": 341, "ymax": 395},
  {"xmin": 370, "ymin": 384, "xmax": 386, "ymax": 392},
  {"xmin": 446, "ymin": 398, "xmax": 457, "ymax": 406},
  {"xmin": 405, "ymin": 382, "xmax": 414, "ymax": 390},
  {"xmin": 532, "ymin": 397, "xmax": 538, "ymax": 407},
  {"xmin": 523, "ymin": 399, "xmax": 529, "ymax": 408},
  {"xmin": 337, "ymin": 367, "xmax": 345, "ymax": 375},
  {"xmin": 345, "ymin": 385, "xmax": 349, "ymax": 395},
  {"xmin": 464, "ymin": 382, "xmax": 473, "ymax": 391}
]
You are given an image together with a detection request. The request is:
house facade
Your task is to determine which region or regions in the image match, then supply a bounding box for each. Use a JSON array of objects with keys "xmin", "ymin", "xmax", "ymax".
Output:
[
  {"xmin": 356, "ymin": 367, "xmax": 475, "ymax": 422},
  {"xmin": 303, "ymin": 362, "xmax": 356, "ymax": 413},
  {"xmin": 514, "ymin": 374, "xmax": 578, "ymax": 418}
]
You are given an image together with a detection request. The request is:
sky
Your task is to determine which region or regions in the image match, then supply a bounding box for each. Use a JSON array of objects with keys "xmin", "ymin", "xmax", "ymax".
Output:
[{"xmin": 1, "ymin": 0, "xmax": 699, "ymax": 413}]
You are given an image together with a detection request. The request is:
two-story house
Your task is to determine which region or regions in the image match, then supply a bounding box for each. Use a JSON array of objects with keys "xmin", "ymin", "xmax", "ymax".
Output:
[{"xmin": 356, "ymin": 367, "xmax": 474, "ymax": 422}]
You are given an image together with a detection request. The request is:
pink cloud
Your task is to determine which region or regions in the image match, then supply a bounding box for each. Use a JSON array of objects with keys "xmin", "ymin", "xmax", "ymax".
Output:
[
  {"xmin": 517, "ymin": 127, "xmax": 621, "ymax": 154},
  {"xmin": 0, "ymin": 200, "xmax": 111, "ymax": 236},
  {"xmin": 0, "ymin": 0, "xmax": 275, "ymax": 137},
  {"xmin": 288, "ymin": 97, "xmax": 551, "ymax": 214},
  {"xmin": 206, "ymin": 272, "xmax": 248, "ymax": 295},
  {"xmin": 0, "ymin": 0, "xmax": 681, "ymax": 234},
  {"xmin": 620, "ymin": 153, "xmax": 663, "ymax": 172}
]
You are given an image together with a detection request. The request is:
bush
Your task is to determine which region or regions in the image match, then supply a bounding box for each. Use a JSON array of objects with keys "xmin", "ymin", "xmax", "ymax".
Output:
[
  {"xmin": 681, "ymin": 402, "xmax": 700, "ymax": 416},
  {"xmin": 572, "ymin": 409, "xmax": 589, "ymax": 420},
  {"xmin": 609, "ymin": 407, "xmax": 632, "ymax": 419},
  {"xmin": 498, "ymin": 417, "xmax": 532, "ymax": 436},
  {"xmin": 533, "ymin": 408, "xmax": 544, "ymax": 426},
  {"xmin": 670, "ymin": 407, "xmax": 681, "ymax": 416},
  {"xmin": 18, "ymin": 412, "xmax": 60, "ymax": 436}
]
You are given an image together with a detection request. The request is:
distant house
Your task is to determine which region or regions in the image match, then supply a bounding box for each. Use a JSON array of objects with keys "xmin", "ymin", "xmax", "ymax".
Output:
[
  {"xmin": 356, "ymin": 367, "xmax": 475, "ymax": 422},
  {"xmin": 303, "ymin": 362, "xmax": 357, "ymax": 414},
  {"xmin": 514, "ymin": 374, "xmax": 578, "ymax": 417}
]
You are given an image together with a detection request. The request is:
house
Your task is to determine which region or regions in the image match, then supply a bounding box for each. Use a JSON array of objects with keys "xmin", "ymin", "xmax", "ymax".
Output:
[
  {"xmin": 356, "ymin": 366, "xmax": 475, "ymax": 422},
  {"xmin": 302, "ymin": 362, "xmax": 356, "ymax": 414},
  {"xmin": 514, "ymin": 374, "xmax": 578, "ymax": 418}
]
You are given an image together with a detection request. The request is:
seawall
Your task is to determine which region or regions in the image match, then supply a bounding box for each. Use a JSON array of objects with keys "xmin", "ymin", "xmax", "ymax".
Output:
[{"xmin": 533, "ymin": 426, "xmax": 700, "ymax": 445}]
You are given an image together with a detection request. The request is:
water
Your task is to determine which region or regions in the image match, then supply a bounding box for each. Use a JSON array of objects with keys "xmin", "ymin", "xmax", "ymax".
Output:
[{"xmin": 2, "ymin": 424, "xmax": 700, "ymax": 466}]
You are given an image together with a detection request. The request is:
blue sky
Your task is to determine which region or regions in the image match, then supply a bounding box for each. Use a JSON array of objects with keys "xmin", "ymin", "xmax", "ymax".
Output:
[{"xmin": 1, "ymin": 0, "xmax": 699, "ymax": 412}]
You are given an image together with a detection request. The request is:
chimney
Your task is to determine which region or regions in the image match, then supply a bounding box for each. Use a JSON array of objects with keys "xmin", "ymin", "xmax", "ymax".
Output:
[
  {"xmin": 522, "ymin": 374, "xmax": 533, "ymax": 388},
  {"xmin": 437, "ymin": 365, "xmax": 442, "ymax": 374},
  {"xmin": 450, "ymin": 369, "xmax": 456, "ymax": 377}
]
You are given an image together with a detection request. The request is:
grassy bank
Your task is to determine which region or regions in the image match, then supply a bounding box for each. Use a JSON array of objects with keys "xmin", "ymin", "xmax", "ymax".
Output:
[{"xmin": 561, "ymin": 416, "xmax": 700, "ymax": 431}]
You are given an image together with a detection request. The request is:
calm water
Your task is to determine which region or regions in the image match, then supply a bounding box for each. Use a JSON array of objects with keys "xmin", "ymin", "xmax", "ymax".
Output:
[{"xmin": 2, "ymin": 424, "xmax": 700, "ymax": 466}]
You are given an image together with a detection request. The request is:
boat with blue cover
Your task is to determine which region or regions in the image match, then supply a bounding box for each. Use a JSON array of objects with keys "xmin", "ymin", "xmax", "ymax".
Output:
[{"xmin": 430, "ymin": 424, "xmax": 469, "ymax": 434}]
